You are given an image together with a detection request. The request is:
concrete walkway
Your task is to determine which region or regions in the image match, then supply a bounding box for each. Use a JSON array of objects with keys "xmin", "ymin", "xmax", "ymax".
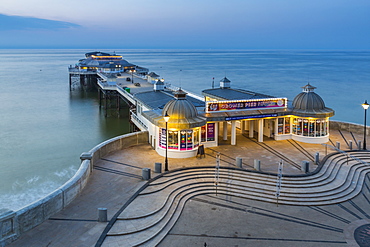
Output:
[{"xmin": 8, "ymin": 130, "xmax": 370, "ymax": 247}]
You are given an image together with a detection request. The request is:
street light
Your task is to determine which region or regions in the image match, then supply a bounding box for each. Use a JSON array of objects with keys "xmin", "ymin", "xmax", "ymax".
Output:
[
  {"xmin": 164, "ymin": 111, "xmax": 170, "ymax": 171},
  {"xmin": 362, "ymin": 100, "xmax": 369, "ymax": 150}
]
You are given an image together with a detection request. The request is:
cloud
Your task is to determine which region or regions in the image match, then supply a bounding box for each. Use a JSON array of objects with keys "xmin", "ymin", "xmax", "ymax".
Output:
[{"xmin": 0, "ymin": 14, "xmax": 80, "ymax": 31}]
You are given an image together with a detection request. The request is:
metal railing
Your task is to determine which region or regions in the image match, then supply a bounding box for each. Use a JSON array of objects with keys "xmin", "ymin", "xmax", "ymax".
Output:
[
  {"xmin": 165, "ymin": 83, "xmax": 204, "ymax": 101},
  {"xmin": 130, "ymin": 110, "xmax": 148, "ymax": 130},
  {"xmin": 117, "ymin": 87, "xmax": 136, "ymax": 104},
  {"xmin": 97, "ymin": 80, "xmax": 117, "ymax": 89},
  {"xmin": 322, "ymin": 143, "xmax": 370, "ymax": 166}
]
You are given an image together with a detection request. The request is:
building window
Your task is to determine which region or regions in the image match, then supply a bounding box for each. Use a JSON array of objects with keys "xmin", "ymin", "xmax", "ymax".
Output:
[
  {"xmin": 193, "ymin": 128, "xmax": 199, "ymax": 148},
  {"xmin": 293, "ymin": 118, "xmax": 297, "ymax": 134},
  {"xmin": 180, "ymin": 131, "xmax": 186, "ymax": 150},
  {"xmin": 186, "ymin": 130, "xmax": 193, "ymax": 150},
  {"xmin": 315, "ymin": 120, "xmax": 320, "ymax": 136},
  {"xmin": 161, "ymin": 128, "xmax": 201, "ymax": 151},
  {"xmin": 159, "ymin": 128, "xmax": 166, "ymax": 148},
  {"xmin": 309, "ymin": 120, "xmax": 315, "ymax": 137},
  {"xmin": 277, "ymin": 117, "xmax": 291, "ymax": 135},
  {"xmin": 284, "ymin": 117, "xmax": 291, "ymax": 134},
  {"xmin": 168, "ymin": 130, "xmax": 179, "ymax": 149},
  {"xmin": 292, "ymin": 117, "xmax": 328, "ymax": 137},
  {"xmin": 303, "ymin": 119, "xmax": 309, "ymax": 136},
  {"xmin": 201, "ymin": 125, "xmax": 206, "ymax": 142},
  {"xmin": 178, "ymin": 130, "xmax": 194, "ymax": 150},
  {"xmin": 278, "ymin": 118, "xmax": 283, "ymax": 135}
]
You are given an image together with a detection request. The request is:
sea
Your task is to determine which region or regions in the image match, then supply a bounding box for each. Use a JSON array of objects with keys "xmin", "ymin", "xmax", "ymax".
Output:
[{"xmin": 0, "ymin": 49, "xmax": 369, "ymax": 211}]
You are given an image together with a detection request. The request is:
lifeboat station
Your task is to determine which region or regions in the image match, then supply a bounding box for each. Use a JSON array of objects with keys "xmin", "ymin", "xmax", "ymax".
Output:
[{"xmin": 69, "ymin": 52, "xmax": 335, "ymax": 160}]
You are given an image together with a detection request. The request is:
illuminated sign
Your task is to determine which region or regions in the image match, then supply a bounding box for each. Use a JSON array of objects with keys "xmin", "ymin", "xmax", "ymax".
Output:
[
  {"xmin": 225, "ymin": 114, "xmax": 278, "ymax": 121},
  {"xmin": 206, "ymin": 98, "xmax": 287, "ymax": 113},
  {"xmin": 91, "ymin": 55, "xmax": 123, "ymax": 60}
]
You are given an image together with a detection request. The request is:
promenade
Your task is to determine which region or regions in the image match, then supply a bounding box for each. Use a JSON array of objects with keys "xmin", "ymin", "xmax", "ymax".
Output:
[{"xmin": 8, "ymin": 129, "xmax": 370, "ymax": 247}]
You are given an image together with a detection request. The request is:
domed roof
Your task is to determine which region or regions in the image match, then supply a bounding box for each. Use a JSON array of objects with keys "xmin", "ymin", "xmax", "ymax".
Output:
[
  {"xmin": 292, "ymin": 84, "xmax": 334, "ymax": 118},
  {"xmin": 162, "ymin": 89, "xmax": 206, "ymax": 129},
  {"xmin": 292, "ymin": 84, "xmax": 325, "ymax": 110}
]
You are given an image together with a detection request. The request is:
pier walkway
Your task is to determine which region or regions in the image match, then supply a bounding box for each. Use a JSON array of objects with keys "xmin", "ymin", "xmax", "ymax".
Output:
[{"xmin": 8, "ymin": 129, "xmax": 370, "ymax": 247}]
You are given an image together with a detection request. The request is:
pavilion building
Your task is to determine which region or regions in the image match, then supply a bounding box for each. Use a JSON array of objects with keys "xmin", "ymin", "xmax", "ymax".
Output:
[{"xmin": 134, "ymin": 77, "xmax": 334, "ymax": 159}]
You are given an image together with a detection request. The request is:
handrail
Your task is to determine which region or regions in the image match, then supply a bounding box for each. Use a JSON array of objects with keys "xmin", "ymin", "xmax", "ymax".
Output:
[
  {"xmin": 97, "ymin": 80, "xmax": 116, "ymax": 89},
  {"xmin": 165, "ymin": 83, "xmax": 204, "ymax": 101},
  {"xmin": 322, "ymin": 143, "xmax": 370, "ymax": 166},
  {"xmin": 116, "ymin": 87, "xmax": 136, "ymax": 104},
  {"xmin": 130, "ymin": 110, "xmax": 148, "ymax": 130}
]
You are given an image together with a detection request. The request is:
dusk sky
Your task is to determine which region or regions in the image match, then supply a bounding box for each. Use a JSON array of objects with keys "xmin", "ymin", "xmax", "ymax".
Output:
[{"xmin": 1, "ymin": 0, "xmax": 370, "ymax": 49}]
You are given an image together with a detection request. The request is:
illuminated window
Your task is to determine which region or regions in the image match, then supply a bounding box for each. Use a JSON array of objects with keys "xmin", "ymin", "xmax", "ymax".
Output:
[
  {"xmin": 194, "ymin": 128, "xmax": 199, "ymax": 148},
  {"xmin": 284, "ymin": 117, "xmax": 290, "ymax": 134},
  {"xmin": 278, "ymin": 118, "xmax": 283, "ymax": 135},
  {"xmin": 186, "ymin": 130, "xmax": 193, "ymax": 150},
  {"xmin": 298, "ymin": 118, "xmax": 302, "ymax": 135},
  {"xmin": 292, "ymin": 118, "xmax": 328, "ymax": 136},
  {"xmin": 161, "ymin": 128, "xmax": 204, "ymax": 151},
  {"xmin": 201, "ymin": 125, "xmax": 206, "ymax": 142},
  {"xmin": 168, "ymin": 130, "xmax": 179, "ymax": 149},
  {"xmin": 292, "ymin": 118, "xmax": 298, "ymax": 134}
]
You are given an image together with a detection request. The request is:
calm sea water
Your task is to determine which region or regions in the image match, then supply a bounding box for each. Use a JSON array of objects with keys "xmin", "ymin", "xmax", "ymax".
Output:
[{"xmin": 0, "ymin": 49, "xmax": 369, "ymax": 211}]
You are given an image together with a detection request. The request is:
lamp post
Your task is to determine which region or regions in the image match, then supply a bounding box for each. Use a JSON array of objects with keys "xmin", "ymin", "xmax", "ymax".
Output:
[
  {"xmin": 164, "ymin": 111, "xmax": 170, "ymax": 171},
  {"xmin": 362, "ymin": 100, "xmax": 369, "ymax": 150}
]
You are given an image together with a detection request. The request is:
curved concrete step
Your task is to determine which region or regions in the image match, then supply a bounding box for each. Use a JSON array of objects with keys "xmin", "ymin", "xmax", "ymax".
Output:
[
  {"xmin": 102, "ymin": 151, "xmax": 370, "ymax": 247},
  {"xmin": 107, "ymin": 165, "xmax": 370, "ymax": 238}
]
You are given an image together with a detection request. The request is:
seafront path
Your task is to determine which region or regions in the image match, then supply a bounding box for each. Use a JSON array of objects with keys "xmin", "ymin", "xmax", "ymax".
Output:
[{"xmin": 8, "ymin": 129, "xmax": 370, "ymax": 247}]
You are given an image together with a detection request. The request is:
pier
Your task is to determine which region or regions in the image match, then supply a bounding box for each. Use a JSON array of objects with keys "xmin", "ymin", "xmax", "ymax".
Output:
[
  {"xmin": 70, "ymin": 66, "xmax": 167, "ymax": 124},
  {"xmin": 68, "ymin": 51, "xmax": 153, "ymax": 122},
  {"xmin": 68, "ymin": 52, "xmax": 200, "ymax": 130},
  {"xmin": 2, "ymin": 51, "xmax": 370, "ymax": 246},
  {"xmin": 69, "ymin": 51, "xmax": 337, "ymax": 160}
]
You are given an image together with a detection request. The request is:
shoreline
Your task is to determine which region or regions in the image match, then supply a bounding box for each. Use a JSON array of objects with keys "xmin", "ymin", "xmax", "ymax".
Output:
[{"xmin": 0, "ymin": 131, "xmax": 148, "ymax": 246}]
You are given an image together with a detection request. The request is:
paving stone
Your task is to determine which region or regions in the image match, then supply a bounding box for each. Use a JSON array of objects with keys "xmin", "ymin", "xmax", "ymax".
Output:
[{"xmin": 7, "ymin": 130, "xmax": 370, "ymax": 247}]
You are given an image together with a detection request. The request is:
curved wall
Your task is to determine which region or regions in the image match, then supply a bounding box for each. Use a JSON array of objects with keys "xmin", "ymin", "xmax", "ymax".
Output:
[
  {"xmin": 0, "ymin": 131, "xmax": 148, "ymax": 246},
  {"xmin": 292, "ymin": 134, "xmax": 329, "ymax": 144},
  {"xmin": 330, "ymin": 120, "xmax": 369, "ymax": 136}
]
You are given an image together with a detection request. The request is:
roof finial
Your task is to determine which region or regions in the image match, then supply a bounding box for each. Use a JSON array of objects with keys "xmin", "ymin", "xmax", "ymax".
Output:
[
  {"xmin": 302, "ymin": 83, "xmax": 316, "ymax": 93},
  {"xmin": 179, "ymin": 69, "xmax": 182, "ymax": 89},
  {"xmin": 220, "ymin": 77, "xmax": 231, "ymax": 89},
  {"xmin": 174, "ymin": 88, "xmax": 187, "ymax": 99}
]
